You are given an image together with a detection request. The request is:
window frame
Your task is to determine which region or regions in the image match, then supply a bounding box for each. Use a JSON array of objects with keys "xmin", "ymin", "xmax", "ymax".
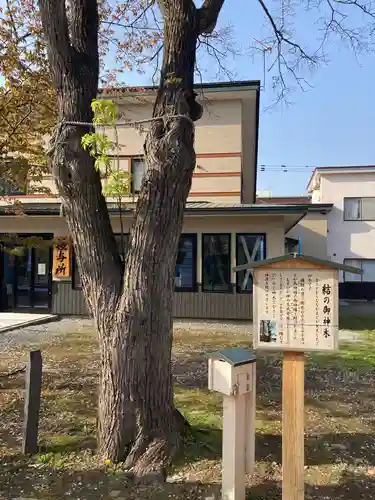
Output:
[
  {"xmin": 344, "ymin": 197, "xmax": 375, "ymax": 221},
  {"xmin": 202, "ymin": 233, "xmax": 232, "ymax": 293},
  {"xmin": 130, "ymin": 156, "xmax": 146, "ymax": 194},
  {"xmin": 344, "ymin": 258, "xmax": 375, "ymax": 282},
  {"xmin": 235, "ymin": 233, "xmax": 266, "ymax": 294},
  {"xmin": 175, "ymin": 233, "xmax": 197, "ymax": 292}
]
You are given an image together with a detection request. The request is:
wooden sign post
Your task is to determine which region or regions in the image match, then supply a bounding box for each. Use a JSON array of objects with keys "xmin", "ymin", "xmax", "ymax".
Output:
[
  {"xmin": 233, "ymin": 253, "xmax": 361, "ymax": 500},
  {"xmin": 282, "ymin": 351, "xmax": 304, "ymax": 500},
  {"xmin": 22, "ymin": 350, "xmax": 43, "ymax": 455}
]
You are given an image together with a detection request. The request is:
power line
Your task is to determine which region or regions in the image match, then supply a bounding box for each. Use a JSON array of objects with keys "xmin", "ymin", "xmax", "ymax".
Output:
[{"xmin": 259, "ymin": 164, "xmax": 317, "ymax": 172}]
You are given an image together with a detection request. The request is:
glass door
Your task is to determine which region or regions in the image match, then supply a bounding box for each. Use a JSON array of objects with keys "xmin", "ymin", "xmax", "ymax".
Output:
[
  {"xmin": 2, "ymin": 249, "xmax": 16, "ymax": 310},
  {"xmin": 15, "ymin": 247, "xmax": 33, "ymax": 308},
  {"xmin": 1, "ymin": 236, "xmax": 53, "ymax": 312},
  {"xmin": 32, "ymin": 246, "xmax": 51, "ymax": 309}
]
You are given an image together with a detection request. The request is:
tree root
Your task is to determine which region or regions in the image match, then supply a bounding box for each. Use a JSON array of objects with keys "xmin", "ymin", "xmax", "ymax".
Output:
[
  {"xmin": 122, "ymin": 410, "xmax": 208, "ymax": 482},
  {"xmin": 124, "ymin": 434, "xmax": 179, "ymax": 483}
]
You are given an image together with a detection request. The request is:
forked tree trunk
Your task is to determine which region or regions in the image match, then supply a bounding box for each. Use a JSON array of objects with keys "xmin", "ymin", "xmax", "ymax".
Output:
[{"xmin": 39, "ymin": 0, "xmax": 225, "ymax": 476}]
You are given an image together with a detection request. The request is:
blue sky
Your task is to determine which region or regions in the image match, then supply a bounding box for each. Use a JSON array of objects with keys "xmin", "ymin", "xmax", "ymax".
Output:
[{"xmin": 121, "ymin": 0, "xmax": 375, "ymax": 196}]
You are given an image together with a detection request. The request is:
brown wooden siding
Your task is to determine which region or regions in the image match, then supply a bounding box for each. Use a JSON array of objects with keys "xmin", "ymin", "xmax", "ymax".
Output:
[
  {"xmin": 52, "ymin": 282, "xmax": 253, "ymax": 320},
  {"xmin": 52, "ymin": 282, "xmax": 87, "ymax": 315}
]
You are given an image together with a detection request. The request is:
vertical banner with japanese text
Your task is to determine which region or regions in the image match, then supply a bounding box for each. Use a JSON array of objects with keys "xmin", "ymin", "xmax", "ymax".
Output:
[{"xmin": 52, "ymin": 238, "xmax": 71, "ymax": 279}]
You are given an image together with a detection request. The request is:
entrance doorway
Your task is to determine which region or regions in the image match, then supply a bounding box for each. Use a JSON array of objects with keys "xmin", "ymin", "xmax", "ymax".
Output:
[{"xmin": 1, "ymin": 234, "xmax": 53, "ymax": 311}]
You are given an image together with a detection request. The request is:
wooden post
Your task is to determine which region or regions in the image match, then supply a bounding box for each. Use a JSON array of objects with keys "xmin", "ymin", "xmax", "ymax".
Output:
[
  {"xmin": 22, "ymin": 350, "xmax": 42, "ymax": 455},
  {"xmin": 245, "ymin": 364, "xmax": 256, "ymax": 474},
  {"xmin": 282, "ymin": 351, "xmax": 305, "ymax": 500},
  {"xmin": 222, "ymin": 394, "xmax": 246, "ymax": 500}
]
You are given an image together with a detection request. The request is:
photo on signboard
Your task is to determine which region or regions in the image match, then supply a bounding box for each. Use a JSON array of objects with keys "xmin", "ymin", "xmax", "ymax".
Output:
[{"xmin": 259, "ymin": 319, "xmax": 278, "ymax": 342}]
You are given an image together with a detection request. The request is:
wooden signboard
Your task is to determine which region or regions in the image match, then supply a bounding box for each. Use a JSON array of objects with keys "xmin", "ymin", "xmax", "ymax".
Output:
[
  {"xmin": 253, "ymin": 267, "xmax": 339, "ymax": 352},
  {"xmin": 52, "ymin": 238, "xmax": 71, "ymax": 279},
  {"xmin": 233, "ymin": 253, "xmax": 361, "ymax": 500}
]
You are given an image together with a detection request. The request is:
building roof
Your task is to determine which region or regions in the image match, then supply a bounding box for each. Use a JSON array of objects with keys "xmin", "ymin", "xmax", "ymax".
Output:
[
  {"xmin": 233, "ymin": 252, "xmax": 362, "ymax": 274},
  {"xmin": 257, "ymin": 196, "xmax": 312, "ymax": 205},
  {"xmin": 181, "ymin": 201, "xmax": 332, "ymax": 215},
  {"xmin": 0, "ymin": 199, "xmax": 332, "ymax": 235},
  {"xmin": 100, "ymin": 80, "xmax": 261, "ymax": 98},
  {"xmin": 307, "ymin": 165, "xmax": 375, "ymax": 192},
  {"xmin": 0, "ymin": 199, "xmax": 332, "ymax": 216}
]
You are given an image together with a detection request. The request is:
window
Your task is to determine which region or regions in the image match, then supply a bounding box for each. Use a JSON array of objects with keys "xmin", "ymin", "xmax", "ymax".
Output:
[
  {"xmin": 0, "ymin": 179, "xmax": 25, "ymax": 195},
  {"xmin": 344, "ymin": 197, "xmax": 375, "ymax": 221},
  {"xmin": 131, "ymin": 158, "xmax": 146, "ymax": 193},
  {"xmin": 344, "ymin": 259, "xmax": 375, "ymax": 282},
  {"xmin": 175, "ymin": 234, "xmax": 197, "ymax": 291},
  {"xmin": 202, "ymin": 234, "xmax": 231, "ymax": 292},
  {"xmin": 73, "ymin": 233, "xmax": 129, "ymax": 289},
  {"xmin": 236, "ymin": 234, "xmax": 266, "ymax": 293}
]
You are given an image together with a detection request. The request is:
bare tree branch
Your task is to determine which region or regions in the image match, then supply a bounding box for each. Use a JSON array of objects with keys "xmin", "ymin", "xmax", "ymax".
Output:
[
  {"xmin": 257, "ymin": 0, "xmax": 318, "ymax": 64},
  {"xmin": 198, "ymin": 36, "xmax": 236, "ymax": 79},
  {"xmin": 198, "ymin": 0, "xmax": 225, "ymax": 34}
]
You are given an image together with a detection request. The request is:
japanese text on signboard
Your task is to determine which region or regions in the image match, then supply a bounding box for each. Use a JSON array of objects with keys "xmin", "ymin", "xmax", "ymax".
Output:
[
  {"xmin": 255, "ymin": 268, "xmax": 337, "ymax": 352},
  {"xmin": 52, "ymin": 239, "xmax": 71, "ymax": 279}
]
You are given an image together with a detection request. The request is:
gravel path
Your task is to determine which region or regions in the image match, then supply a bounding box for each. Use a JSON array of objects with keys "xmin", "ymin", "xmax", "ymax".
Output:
[
  {"xmin": 0, "ymin": 316, "xmax": 363, "ymax": 350},
  {"xmin": 0, "ymin": 317, "xmax": 93, "ymax": 349}
]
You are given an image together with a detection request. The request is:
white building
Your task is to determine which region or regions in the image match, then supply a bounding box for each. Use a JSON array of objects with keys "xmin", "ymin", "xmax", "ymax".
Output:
[{"xmin": 307, "ymin": 166, "xmax": 375, "ymax": 300}]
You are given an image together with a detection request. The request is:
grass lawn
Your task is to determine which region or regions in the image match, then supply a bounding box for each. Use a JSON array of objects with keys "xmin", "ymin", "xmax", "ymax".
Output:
[{"xmin": 1, "ymin": 315, "xmax": 375, "ymax": 499}]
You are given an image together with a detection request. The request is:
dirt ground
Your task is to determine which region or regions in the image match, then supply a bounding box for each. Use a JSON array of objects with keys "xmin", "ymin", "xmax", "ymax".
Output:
[{"xmin": 0, "ymin": 315, "xmax": 375, "ymax": 499}]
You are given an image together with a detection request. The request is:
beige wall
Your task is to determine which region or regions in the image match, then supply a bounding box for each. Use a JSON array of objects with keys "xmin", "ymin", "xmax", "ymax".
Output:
[
  {"xmin": 0, "ymin": 216, "xmax": 68, "ymax": 235},
  {"xmin": 287, "ymin": 213, "xmax": 328, "ymax": 259},
  {"xmin": 111, "ymin": 99, "xmax": 242, "ymax": 155},
  {"xmin": 29, "ymin": 90, "xmax": 259, "ymax": 203},
  {"xmin": 28, "ymin": 176, "xmax": 57, "ymax": 195}
]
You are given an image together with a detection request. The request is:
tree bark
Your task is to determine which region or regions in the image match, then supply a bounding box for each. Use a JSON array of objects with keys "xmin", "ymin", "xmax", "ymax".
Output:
[{"xmin": 39, "ymin": 0, "xmax": 226, "ymax": 476}]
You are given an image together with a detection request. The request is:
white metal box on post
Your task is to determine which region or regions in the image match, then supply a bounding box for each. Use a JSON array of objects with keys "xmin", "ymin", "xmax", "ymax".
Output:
[
  {"xmin": 208, "ymin": 356, "xmax": 254, "ymax": 396},
  {"xmin": 207, "ymin": 347, "xmax": 257, "ymax": 500}
]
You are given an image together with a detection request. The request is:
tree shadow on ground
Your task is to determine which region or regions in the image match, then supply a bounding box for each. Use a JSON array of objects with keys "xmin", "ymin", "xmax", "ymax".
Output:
[
  {"xmin": 179, "ymin": 425, "xmax": 375, "ymax": 468},
  {"xmin": 1, "ymin": 466, "xmax": 375, "ymax": 500},
  {"xmin": 246, "ymin": 474, "xmax": 375, "ymax": 500},
  {"xmin": 256, "ymin": 432, "xmax": 375, "ymax": 466}
]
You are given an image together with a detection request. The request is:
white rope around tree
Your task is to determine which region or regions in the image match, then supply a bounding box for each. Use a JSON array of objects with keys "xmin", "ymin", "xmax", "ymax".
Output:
[
  {"xmin": 46, "ymin": 113, "xmax": 194, "ymax": 157},
  {"xmin": 63, "ymin": 113, "xmax": 195, "ymax": 129}
]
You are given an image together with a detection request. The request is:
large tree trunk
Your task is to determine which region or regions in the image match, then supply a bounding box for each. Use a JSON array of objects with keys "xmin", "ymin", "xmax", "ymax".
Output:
[
  {"xmin": 115, "ymin": 0, "xmax": 200, "ymax": 476},
  {"xmin": 39, "ymin": 0, "xmax": 225, "ymax": 477}
]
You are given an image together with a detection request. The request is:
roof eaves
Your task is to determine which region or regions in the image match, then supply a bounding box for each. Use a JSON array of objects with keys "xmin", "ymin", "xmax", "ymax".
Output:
[
  {"xmin": 99, "ymin": 80, "xmax": 261, "ymax": 97},
  {"xmin": 308, "ymin": 166, "xmax": 375, "ymax": 191},
  {"xmin": 0, "ymin": 204, "xmax": 61, "ymax": 216},
  {"xmin": 0, "ymin": 200, "xmax": 333, "ymax": 217}
]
